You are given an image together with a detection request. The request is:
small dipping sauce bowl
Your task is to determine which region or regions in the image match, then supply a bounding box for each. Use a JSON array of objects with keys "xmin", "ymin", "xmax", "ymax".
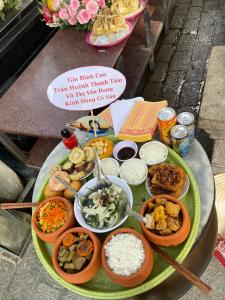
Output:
[{"xmin": 113, "ymin": 141, "xmax": 138, "ymax": 162}]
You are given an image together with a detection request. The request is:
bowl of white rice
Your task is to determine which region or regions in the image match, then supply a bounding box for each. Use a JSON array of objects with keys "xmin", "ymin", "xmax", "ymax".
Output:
[
  {"xmin": 93, "ymin": 158, "xmax": 120, "ymax": 177},
  {"xmin": 139, "ymin": 141, "xmax": 168, "ymax": 165},
  {"xmin": 102, "ymin": 227, "xmax": 154, "ymax": 287},
  {"xmin": 119, "ymin": 158, "xmax": 148, "ymax": 185}
]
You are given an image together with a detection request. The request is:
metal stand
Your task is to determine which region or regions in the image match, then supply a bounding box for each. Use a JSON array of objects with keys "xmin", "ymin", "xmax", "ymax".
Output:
[
  {"xmin": 0, "ymin": 133, "xmax": 28, "ymax": 164},
  {"xmin": 163, "ymin": 0, "xmax": 169, "ymax": 35},
  {"xmin": 144, "ymin": 3, "xmax": 155, "ymax": 71}
]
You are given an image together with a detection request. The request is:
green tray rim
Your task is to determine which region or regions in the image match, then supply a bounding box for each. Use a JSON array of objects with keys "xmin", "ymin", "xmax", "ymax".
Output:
[{"xmin": 32, "ymin": 144, "xmax": 201, "ymax": 299}]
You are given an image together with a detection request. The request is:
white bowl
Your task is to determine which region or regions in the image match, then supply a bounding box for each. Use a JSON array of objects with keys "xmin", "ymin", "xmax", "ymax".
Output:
[
  {"xmin": 139, "ymin": 141, "xmax": 168, "ymax": 165},
  {"xmin": 119, "ymin": 158, "xmax": 148, "ymax": 186},
  {"xmin": 113, "ymin": 140, "xmax": 138, "ymax": 162},
  {"xmin": 74, "ymin": 175, "xmax": 133, "ymax": 233},
  {"xmin": 93, "ymin": 158, "xmax": 120, "ymax": 177}
]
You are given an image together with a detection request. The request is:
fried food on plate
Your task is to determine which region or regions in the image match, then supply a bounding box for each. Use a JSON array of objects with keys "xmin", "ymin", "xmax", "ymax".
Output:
[
  {"xmin": 92, "ymin": 7, "xmax": 127, "ymax": 36},
  {"xmin": 110, "ymin": 0, "xmax": 140, "ymax": 16},
  {"xmin": 148, "ymin": 163, "xmax": 186, "ymax": 197}
]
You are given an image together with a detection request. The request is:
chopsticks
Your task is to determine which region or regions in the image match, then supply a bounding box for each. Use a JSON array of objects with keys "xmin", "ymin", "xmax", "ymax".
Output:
[
  {"xmin": 151, "ymin": 243, "xmax": 212, "ymax": 295},
  {"xmin": 0, "ymin": 202, "xmax": 39, "ymax": 209}
]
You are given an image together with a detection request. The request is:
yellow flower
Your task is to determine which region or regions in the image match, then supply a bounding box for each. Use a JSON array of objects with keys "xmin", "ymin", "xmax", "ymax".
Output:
[{"xmin": 0, "ymin": 0, "xmax": 4, "ymax": 11}]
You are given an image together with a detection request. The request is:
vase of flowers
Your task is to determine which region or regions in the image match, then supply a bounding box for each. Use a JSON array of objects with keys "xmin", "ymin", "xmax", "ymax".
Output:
[{"xmin": 39, "ymin": 0, "xmax": 111, "ymax": 31}]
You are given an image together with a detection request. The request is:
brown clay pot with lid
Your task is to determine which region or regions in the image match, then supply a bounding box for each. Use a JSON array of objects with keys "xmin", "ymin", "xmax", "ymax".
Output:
[
  {"xmin": 52, "ymin": 227, "xmax": 101, "ymax": 284},
  {"xmin": 102, "ymin": 227, "xmax": 154, "ymax": 287},
  {"xmin": 140, "ymin": 195, "xmax": 191, "ymax": 247},
  {"xmin": 32, "ymin": 196, "xmax": 75, "ymax": 243}
]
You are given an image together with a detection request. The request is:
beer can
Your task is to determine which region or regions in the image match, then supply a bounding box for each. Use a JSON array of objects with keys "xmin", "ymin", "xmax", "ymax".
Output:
[
  {"xmin": 171, "ymin": 125, "xmax": 190, "ymax": 157},
  {"xmin": 177, "ymin": 112, "xmax": 195, "ymax": 144},
  {"xmin": 157, "ymin": 107, "xmax": 176, "ymax": 146}
]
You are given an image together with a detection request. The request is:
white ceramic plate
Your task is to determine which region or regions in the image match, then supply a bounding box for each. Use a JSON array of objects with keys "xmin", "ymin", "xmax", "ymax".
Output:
[
  {"xmin": 145, "ymin": 174, "xmax": 190, "ymax": 199},
  {"xmin": 86, "ymin": 22, "xmax": 132, "ymax": 47}
]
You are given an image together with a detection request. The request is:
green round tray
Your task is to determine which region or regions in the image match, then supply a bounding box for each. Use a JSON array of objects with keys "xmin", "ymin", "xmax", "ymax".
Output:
[{"xmin": 32, "ymin": 141, "xmax": 201, "ymax": 299}]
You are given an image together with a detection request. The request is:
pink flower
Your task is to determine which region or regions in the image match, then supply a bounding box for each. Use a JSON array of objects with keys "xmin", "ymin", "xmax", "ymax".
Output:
[
  {"xmin": 86, "ymin": 0, "xmax": 99, "ymax": 15},
  {"xmin": 77, "ymin": 9, "xmax": 91, "ymax": 24},
  {"xmin": 82, "ymin": 0, "xmax": 89, "ymax": 5},
  {"xmin": 52, "ymin": 12, "xmax": 59, "ymax": 22},
  {"xmin": 42, "ymin": 6, "xmax": 53, "ymax": 23},
  {"xmin": 68, "ymin": 15, "xmax": 76, "ymax": 25},
  {"xmin": 52, "ymin": 0, "xmax": 60, "ymax": 11},
  {"xmin": 59, "ymin": 8, "xmax": 69, "ymax": 20},
  {"xmin": 70, "ymin": 0, "xmax": 79, "ymax": 11},
  {"xmin": 68, "ymin": 5, "xmax": 76, "ymax": 17},
  {"xmin": 98, "ymin": 0, "xmax": 105, "ymax": 8}
]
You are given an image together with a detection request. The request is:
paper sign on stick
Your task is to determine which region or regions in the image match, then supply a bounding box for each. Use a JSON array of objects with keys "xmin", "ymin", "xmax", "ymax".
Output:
[{"xmin": 47, "ymin": 66, "xmax": 126, "ymax": 111}]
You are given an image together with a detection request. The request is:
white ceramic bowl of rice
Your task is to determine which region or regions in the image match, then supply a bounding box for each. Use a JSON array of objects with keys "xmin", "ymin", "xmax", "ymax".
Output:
[
  {"xmin": 119, "ymin": 158, "xmax": 148, "ymax": 186},
  {"xmin": 139, "ymin": 141, "xmax": 168, "ymax": 166},
  {"xmin": 93, "ymin": 158, "xmax": 120, "ymax": 177}
]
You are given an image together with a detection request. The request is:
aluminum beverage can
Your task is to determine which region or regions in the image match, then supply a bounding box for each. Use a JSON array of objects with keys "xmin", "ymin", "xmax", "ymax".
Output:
[
  {"xmin": 157, "ymin": 107, "xmax": 176, "ymax": 145},
  {"xmin": 171, "ymin": 125, "xmax": 190, "ymax": 157},
  {"xmin": 177, "ymin": 112, "xmax": 195, "ymax": 144}
]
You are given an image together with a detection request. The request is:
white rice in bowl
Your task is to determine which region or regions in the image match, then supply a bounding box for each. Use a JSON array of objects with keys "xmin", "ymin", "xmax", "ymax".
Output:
[
  {"xmin": 104, "ymin": 233, "xmax": 145, "ymax": 276},
  {"xmin": 119, "ymin": 158, "xmax": 147, "ymax": 185}
]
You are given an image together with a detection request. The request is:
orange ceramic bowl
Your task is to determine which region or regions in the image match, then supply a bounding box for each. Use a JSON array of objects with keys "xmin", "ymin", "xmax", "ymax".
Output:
[
  {"xmin": 32, "ymin": 196, "xmax": 75, "ymax": 243},
  {"xmin": 140, "ymin": 195, "xmax": 191, "ymax": 247},
  {"xmin": 102, "ymin": 228, "xmax": 154, "ymax": 287},
  {"xmin": 86, "ymin": 137, "xmax": 114, "ymax": 159},
  {"xmin": 52, "ymin": 227, "xmax": 101, "ymax": 284}
]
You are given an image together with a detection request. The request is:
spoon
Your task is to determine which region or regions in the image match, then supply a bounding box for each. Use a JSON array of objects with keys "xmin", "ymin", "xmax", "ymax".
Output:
[
  {"xmin": 93, "ymin": 148, "xmax": 112, "ymax": 189},
  {"xmin": 55, "ymin": 175, "xmax": 83, "ymax": 210},
  {"xmin": 125, "ymin": 203, "xmax": 147, "ymax": 224}
]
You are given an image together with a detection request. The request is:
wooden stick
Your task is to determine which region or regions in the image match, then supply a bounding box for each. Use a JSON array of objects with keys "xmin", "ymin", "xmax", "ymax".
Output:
[
  {"xmin": 0, "ymin": 202, "xmax": 39, "ymax": 209},
  {"xmin": 151, "ymin": 243, "xmax": 212, "ymax": 295},
  {"xmin": 90, "ymin": 109, "xmax": 97, "ymax": 137}
]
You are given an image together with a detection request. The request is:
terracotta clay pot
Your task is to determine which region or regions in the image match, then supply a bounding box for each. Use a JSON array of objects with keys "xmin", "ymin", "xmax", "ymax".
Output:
[
  {"xmin": 52, "ymin": 227, "xmax": 101, "ymax": 284},
  {"xmin": 32, "ymin": 196, "xmax": 75, "ymax": 243},
  {"xmin": 102, "ymin": 228, "xmax": 154, "ymax": 287},
  {"xmin": 140, "ymin": 195, "xmax": 191, "ymax": 247}
]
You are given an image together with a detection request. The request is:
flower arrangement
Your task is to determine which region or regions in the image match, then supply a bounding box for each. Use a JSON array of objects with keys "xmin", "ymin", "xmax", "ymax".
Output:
[
  {"xmin": 40, "ymin": 0, "xmax": 111, "ymax": 31},
  {"xmin": 0, "ymin": 0, "xmax": 21, "ymax": 20}
]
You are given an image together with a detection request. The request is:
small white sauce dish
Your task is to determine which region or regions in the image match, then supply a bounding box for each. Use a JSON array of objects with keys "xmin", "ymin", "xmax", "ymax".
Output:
[
  {"xmin": 113, "ymin": 140, "xmax": 138, "ymax": 162},
  {"xmin": 139, "ymin": 141, "xmax": 168, "ymax": 166},
  {"xmin": 119, "ymin": 158, "xmax": 148, "ymax": 186},
  {"xmin": 93, "ymin": 158, "xmax": 120, "ymax": 177}
]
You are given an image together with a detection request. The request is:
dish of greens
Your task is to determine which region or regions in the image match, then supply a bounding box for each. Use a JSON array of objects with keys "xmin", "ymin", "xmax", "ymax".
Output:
[{"xmin": 80, "ymin": 184, "xmax": 127, "ymax": 229}]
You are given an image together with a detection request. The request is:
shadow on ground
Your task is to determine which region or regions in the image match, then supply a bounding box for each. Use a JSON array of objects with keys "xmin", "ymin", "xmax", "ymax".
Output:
[{"xmin": 196, "ymin": 128, "xmax": 214, "ymax": 163}]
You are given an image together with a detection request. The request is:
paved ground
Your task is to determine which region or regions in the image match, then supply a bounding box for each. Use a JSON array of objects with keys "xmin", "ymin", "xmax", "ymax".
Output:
[{"xmin": 1, "ymin": 0, "xmax": 225, "ymax": 299}]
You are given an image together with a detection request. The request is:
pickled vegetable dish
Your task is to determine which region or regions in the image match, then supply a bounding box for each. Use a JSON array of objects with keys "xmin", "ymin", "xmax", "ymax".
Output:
[
  {"xmin": 58, "ymin": 232, "xmax": 94, "ymax": 273},
  {"xmin": 81, "ymin": 184, "xmax": 127, "ymax": 229},
  {"xmin": 36, "ymin": 199, "xmax": 68, "ymax": 233}
]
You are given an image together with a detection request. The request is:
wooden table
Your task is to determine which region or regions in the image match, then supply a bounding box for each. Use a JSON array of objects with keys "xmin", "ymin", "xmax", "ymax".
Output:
[{"xmin": 0, "ymin": 1, "xmax": 174, "ymax": 164}]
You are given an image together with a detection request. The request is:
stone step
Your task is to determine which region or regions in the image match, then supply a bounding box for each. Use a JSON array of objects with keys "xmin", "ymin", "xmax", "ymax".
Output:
[{"xmin": 198, "ymin": 46, "xmax": 225, "ymax": 138}]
